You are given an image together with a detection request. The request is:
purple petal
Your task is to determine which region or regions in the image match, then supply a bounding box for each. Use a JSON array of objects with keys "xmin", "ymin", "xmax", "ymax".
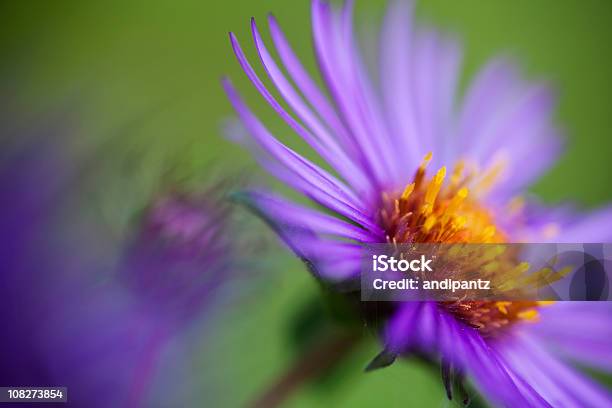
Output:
[
  {"xmin": 245, "ymin": 22, "xmax": 374, "ymax": 197},
  {"xmin": 457, "ymin": 58, "xmax": 522, "ymax": 151},
  {"xmin": 222, "ymin": 78, "xmax": 383, "ymax": 234},
  {"xmin": 410, "ymin": 26, "xmax": 462, "ymax": 170},
  {"xmin": 230, "ymin": 31, "xmax": 360, "ymax": 193},
  {"xmin": 234, "ymin": 189, "xmax": 369, "ymax": 281},
  {"xmin": 457, "ymin": 59, "xmax": 563, "ymax": 195},
  {"xmin": 384, "ymin": 303, "xmax": 553, "ymax": 406},
  {"xmin": 498, "ymin": 333, "xmax": 612, "ymax": 407},
  {"xmin": 237, "ymin": 190, "xmax": 380, "ymax": 242},
  {"xmin": 556, "ymin": 206, "xmax": 612, "ymax": 243},
  {"xmin": 380, "ymin": 0, "xmax": 421, "ymax": 171},
  {"xmin": 338, "ymin": 0, "xmax": 402, "ymax": 185},
  {"xmin": 267, "ymin": 14, "xmax": 366, "ymax": 171},
  {"xmin": 384, "ymin": 302, "xmax": 424, "ymax": 353},
  {"xmin": 312, "ymin": 0, "xmax": 397, "ymax": 189},
  {"xmin": 526, "ymin": 302, "xmax": 612, "ymax": 370}
]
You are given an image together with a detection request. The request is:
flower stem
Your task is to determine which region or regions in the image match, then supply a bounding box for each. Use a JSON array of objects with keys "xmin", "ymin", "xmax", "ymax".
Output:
[{"xmin": 249, "ymin": 331, "xmax": 360, "ymax": 408}]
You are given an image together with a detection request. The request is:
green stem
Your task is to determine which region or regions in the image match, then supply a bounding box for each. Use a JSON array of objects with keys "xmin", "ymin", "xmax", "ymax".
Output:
[{"xmin": 249, "ymin": 332, "xmax": 360, "ymax": 408}]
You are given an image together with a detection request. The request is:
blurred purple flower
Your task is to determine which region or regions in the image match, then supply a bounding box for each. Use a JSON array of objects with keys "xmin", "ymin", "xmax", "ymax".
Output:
[
  {"xmin": 0, "ymin": 139, "xmax": 72, "ymax": 387},
  {"xmin": 0, "ymin": 135, "xmax": 165, "ymax": 407},
  {"xmin": 223, "ymin": 0, "xmax": 612, "ymax": 406},
  {"xmin": 120, "ymin": 188, "xmax": 235, "ymax": 327},
  {"xmin": 0, "ymin": 125, "xmax": 242, "ymax": 407}
]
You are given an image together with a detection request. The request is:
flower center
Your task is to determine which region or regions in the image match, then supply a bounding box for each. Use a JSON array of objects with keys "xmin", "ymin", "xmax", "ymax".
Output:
[
  {"xmin": 379, "ymin": 152, "xmax": 506, "ymax": 244},
  {"xmin": 378, "ymin": 153, "xmax": 550, "ymax": 336}
]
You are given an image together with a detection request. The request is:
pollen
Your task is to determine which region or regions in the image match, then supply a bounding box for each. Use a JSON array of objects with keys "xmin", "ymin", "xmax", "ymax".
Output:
[
  {"xmin": 380, "ymin": 154, "xmax": 505, "ymax": 244},
  {"xmin": 378, "ymin": 153, "xmax": 550, "ymax": 336}
]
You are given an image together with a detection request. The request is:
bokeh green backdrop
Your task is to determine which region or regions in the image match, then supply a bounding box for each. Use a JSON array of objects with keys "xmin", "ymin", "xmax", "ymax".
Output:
[{"xmin": 1, "ymin": 0, "xmax": 611, "ymax": 406}]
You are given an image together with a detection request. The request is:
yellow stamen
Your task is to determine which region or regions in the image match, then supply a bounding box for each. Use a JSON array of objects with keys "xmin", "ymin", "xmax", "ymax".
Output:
[
  {"xmin": 450, "ymin": 160, "xmax": 465, "ymax": 187},
  {"xmin": 476, "ymin": 153, "xmax": 507, "ymax": 194},
  {"xmin": 453, "ymin": 215, "xmax": 467, "ymax": 230},
  {"xmin": 446, "ymin": 187, "xmax": 468, "ymax": 217},
  {"xmin": 401, "ymin": 183, "xmax": 415, "ymax": 200},
  {"xmin": 414, "ymin": 152, "xmax": 433, "ymax": 188},
  {"xmin": 423, "ymin": 166, "xmax": 446, "ymax": 215},
  {"xmin": 423, "ymin": 215, "xmax": 437, "ymax": 233},
  {"xmin": 517, "ymin": 309, "xmax": 539, "ymax": 321},
  {"xmin": 495, "ymin": 301, "xmax": 511, "ymax": 314},
  {"xmin": 481, "ymin": 225, "xmax": 497, "ymax": 241}
]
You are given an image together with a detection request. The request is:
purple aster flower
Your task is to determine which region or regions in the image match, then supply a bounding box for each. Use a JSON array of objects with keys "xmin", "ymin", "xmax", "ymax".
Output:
[
  {"xmin": 0, "ymin": 134, "xmax": 162, "ymax": 407},
  {"xmin": 0, "ymin": 121, "xmax": 244, "ymax": 407},
  {"xmin": 223, "ymin": 0, "xmax": 612, "ymax": 406},
  {"xmin": 120, "ymin": 187, "xmax": 235, "ymax": 327}
]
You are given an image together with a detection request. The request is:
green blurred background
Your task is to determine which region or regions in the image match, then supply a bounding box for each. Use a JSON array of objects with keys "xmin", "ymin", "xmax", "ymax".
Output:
[{"xmin": 1, "ymin": 0, "xmax": 611, "ymax": 406}]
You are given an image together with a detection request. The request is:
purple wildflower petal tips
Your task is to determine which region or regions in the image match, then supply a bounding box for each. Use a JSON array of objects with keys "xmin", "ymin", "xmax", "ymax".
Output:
[{"xmin": 224, "ymin": 0, "xmax": 612, "ymax": 406}]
